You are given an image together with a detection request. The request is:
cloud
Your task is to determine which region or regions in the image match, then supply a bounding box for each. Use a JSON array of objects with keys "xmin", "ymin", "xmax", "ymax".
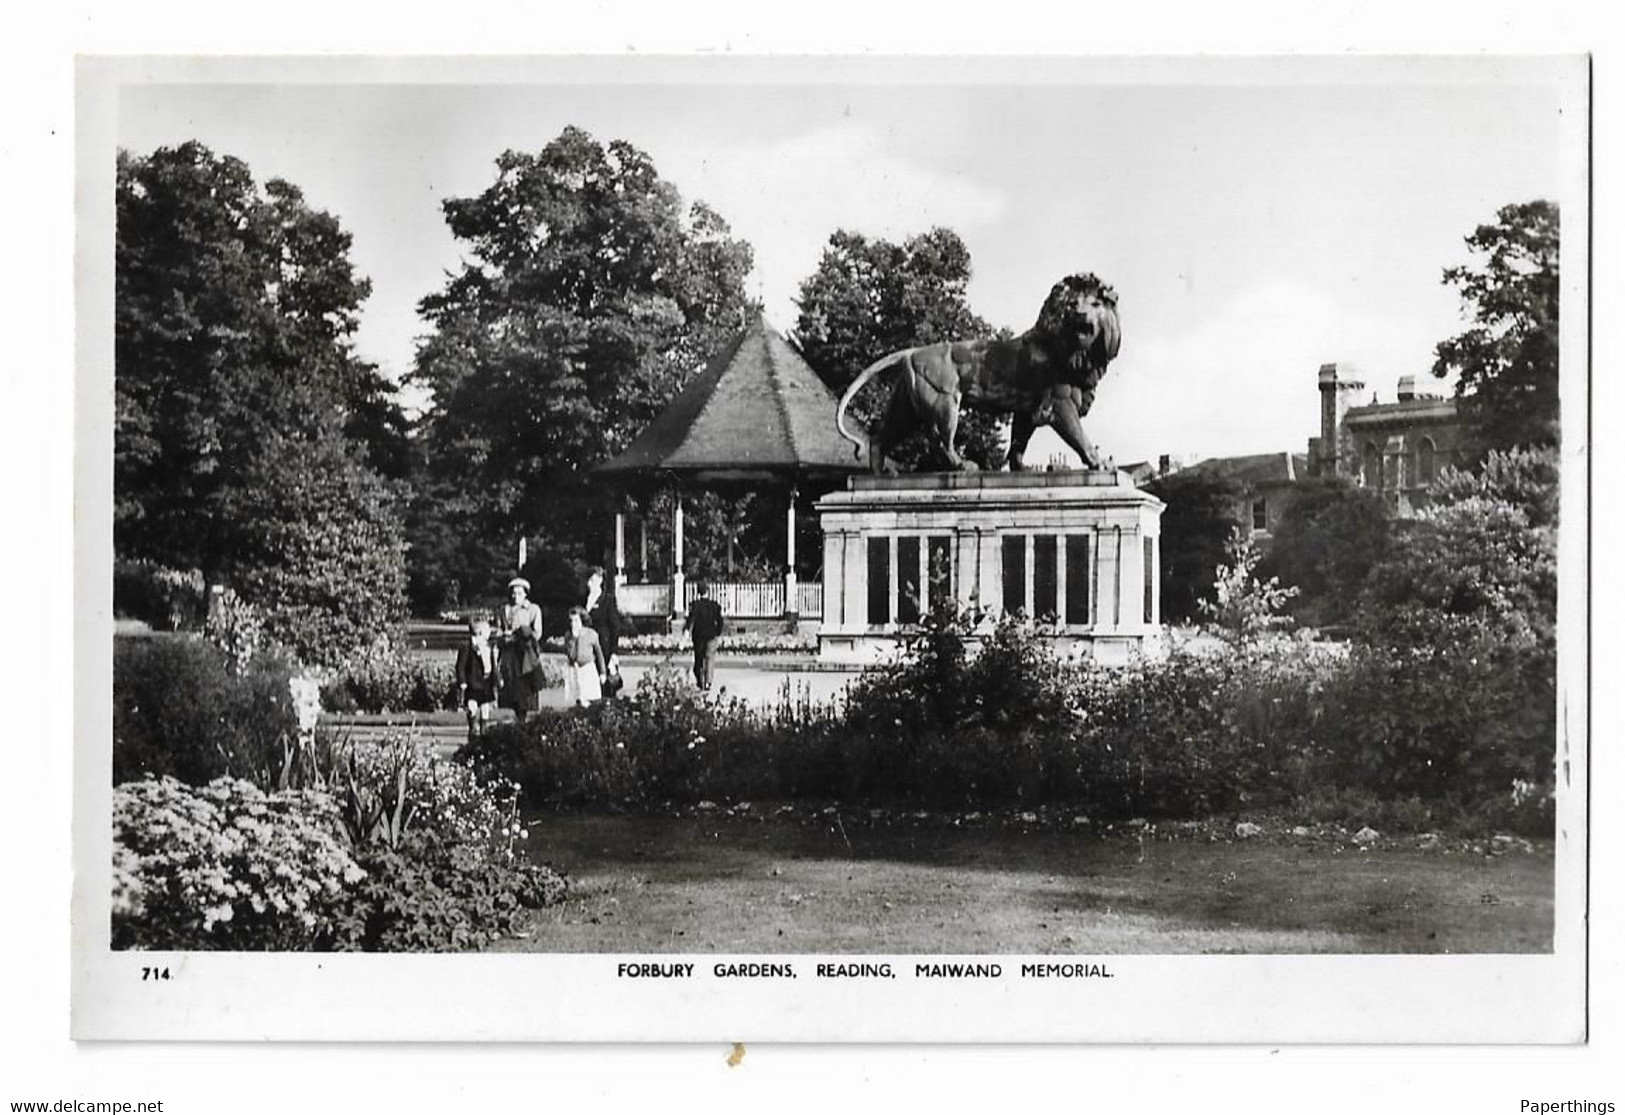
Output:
[{"xmin": 664, "ymin": 124, "xmax": 1009, "ymax": 329}]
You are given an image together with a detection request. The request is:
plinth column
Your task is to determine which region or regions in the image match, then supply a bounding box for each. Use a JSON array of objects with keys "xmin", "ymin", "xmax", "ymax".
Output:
[
  {"xmin": 1122, "ymin": 525, "xmax": 1144, "ymax": 631},
  {"xmin": 954, "ymin": 529, "xmax": 979, "ymax": 612},
  {"xmin": 821, "ymin": 530, "xmax": 844, "ymax": 627},
  {"xmin": 843, "ymin": 530, "xmax": 867, "ymax": 630}
]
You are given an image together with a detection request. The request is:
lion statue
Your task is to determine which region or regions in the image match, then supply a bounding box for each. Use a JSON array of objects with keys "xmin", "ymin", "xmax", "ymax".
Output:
[{"xmin": 835, "ymin": 273, "xmax": 1121, "ymax": 472}]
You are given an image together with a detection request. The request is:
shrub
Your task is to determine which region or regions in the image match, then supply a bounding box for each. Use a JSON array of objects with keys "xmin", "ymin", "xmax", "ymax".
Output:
[
  {"xmin": 1200, "ymin": 529, "xmax": 1299, "ymax": 640},
  {"xmin": 329, "ymin": 834, "xmax": 565, "ymax": 952},
  {"xmin": 113, "ymin": 635, "xmax": 299, "ymax": 787},
  {"xmin": 1066, "ymin": 636, "xmax": 1329, "ymax": 818},
  {"xmin": 112, "ymin": 776, "xmax": 364, "ymax": 950},
  {"xmin": 459, "ymin": 663, "xmax": 845, "ymax": 808},
  {"xmin": 112, "ymin": 740, "xmax": 569, "ymax": 952},
  {"xmin": 318, "ymin": 733, "xmax": 567, "ymax": 951},
  {"xmin": 320, "ymin": 644, "xmax": 563, "ymax": 714},
  {"xmin": 461, "ymin": 611, "xmax": 1555, "ymax": 829},
  {"xmin": 1258, "ymin": 479, "xmax": 1394, "ymax": 628},
  {"xmin": 322, "ymin": 733, "xmax": 525, "ymax": 852},
  {"xmin": 1314, "ymin": 614, "xmax": 1555, "ymax": 801},
  {"xmin": 221, "ymin": 430, "xmax": 410, "ymax": 669},
  {"xmin": 113, "ymin": 562, "xmax": 208, "ymax": 631},
  {"xmin": 1360, "ymin": 496, "xmax": 1556, "ymax": 647},
  {"xmin": 320, "ymin": 645, "xmax": 458, "ymax": 714},
  {"xmin": 202, "ymin": 586, "xmax": 268, "ymax": 675}
]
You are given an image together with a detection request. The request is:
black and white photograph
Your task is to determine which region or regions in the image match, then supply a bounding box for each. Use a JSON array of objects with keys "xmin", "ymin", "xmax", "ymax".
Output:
[{"xmin": 66, "ymin": 51, "xmax": 1591, "ymax": 1049}]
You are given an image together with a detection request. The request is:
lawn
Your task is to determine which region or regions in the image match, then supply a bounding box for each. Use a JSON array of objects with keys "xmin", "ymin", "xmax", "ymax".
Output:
[{"xmin": 497, "ymin": 810, "xmax": 1553, "ymax": 954}]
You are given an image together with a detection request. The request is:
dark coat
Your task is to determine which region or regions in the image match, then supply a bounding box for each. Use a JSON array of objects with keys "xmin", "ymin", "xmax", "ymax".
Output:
[
  {"xmin": 454, "ymin": 642, "xmax": 499, "ymax": 699},
  {"xmin": 587, "ymin": 597, "xmax": 625, "ymax": 659},
  {"xmin": 686, "ymin": 596, "xmax": 724, "ymax": 643}
]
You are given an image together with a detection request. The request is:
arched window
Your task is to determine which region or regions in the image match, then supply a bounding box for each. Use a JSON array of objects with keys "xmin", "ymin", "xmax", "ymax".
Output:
[
  {"xmin": 1417, "ymin": 437, "xmax": 1437, "ymax": 485},
  {"xmin": 1362, "ymin": 442, "xmax": 1381, "ymax": 489}
]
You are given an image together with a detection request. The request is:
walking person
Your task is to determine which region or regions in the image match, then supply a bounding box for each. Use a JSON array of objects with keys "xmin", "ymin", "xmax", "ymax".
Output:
[
  {"xmin": 454, "ymin": 617, "xmax": 499, "ymax": 745},
  {"xmin": 562, "ymin": 606, "xmax": 606, "ymax": 708},
  {"xmin": 497, "ymin": 576, "xmax": 545, "ymax": 722},
  {"xmin": 684, "ymin": 581, "xmax": 725, "ymax": 692},
  {"xmin": 585, "ymin": 567, "xmax": 626, "ymax": 699}
]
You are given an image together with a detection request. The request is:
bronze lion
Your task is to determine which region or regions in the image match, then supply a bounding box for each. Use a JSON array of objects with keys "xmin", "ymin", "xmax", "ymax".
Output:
[{"xmin": 835, "ymin": 273, "xmax": 1121, "ymax": 472}]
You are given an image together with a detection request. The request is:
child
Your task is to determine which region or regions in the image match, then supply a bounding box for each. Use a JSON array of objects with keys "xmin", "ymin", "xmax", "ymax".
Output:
[
  {"xmin": 454, "ymin": 618, "xmax": 499, "ymax": 743},
  {"xmin": 562, "ymin": 606, "xmax": 606, "ymax": 708}
]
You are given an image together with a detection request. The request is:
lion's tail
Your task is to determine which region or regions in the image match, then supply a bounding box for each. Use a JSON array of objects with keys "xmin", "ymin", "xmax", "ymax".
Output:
[{"xmin": 836, "ymin": 350, "xmax": 908, "ymax": 461}]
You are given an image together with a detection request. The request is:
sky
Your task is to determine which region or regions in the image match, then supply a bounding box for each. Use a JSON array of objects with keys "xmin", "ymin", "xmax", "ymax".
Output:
[{"xmin": 115, "ymin": 57, "xmax": 1579, "ymax": 467}]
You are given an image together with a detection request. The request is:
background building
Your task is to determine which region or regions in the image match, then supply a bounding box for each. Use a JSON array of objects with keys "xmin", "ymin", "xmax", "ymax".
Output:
[
  {"xmin": 1146, "ymin": 363, "xmax": 1479, "ymax": 538},
  {"xmin": 1308, "ymin": 362, "xmax": 1476, "ymax": 514}
]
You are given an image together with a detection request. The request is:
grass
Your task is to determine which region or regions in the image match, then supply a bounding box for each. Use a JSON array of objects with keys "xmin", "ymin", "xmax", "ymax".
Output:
[{"xmin": 497, "ymin": 812, "xmax": 1553, "ymax": 954}]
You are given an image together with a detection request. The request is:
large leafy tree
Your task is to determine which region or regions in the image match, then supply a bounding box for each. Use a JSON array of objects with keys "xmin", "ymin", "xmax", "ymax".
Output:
[
  {"xmin": 408, "ymin": 128, "xmax": 754, "ymax": 611},
  {"xmin": 1361, "ymin": 446, "xmax": 1558, "ymax": 647},
  {"xmin": 115, "ymin": 142, "xmax": 410, "ymax": 657},
  {"xmin": 1143, "ymin": 471, "xmax": 1245, "ymax": 624},
  {"xmin": 792, "ymin": 228, "xmax": 1006, "ymax": 470},
  {"xmin": 1257, "ymin": 477, "xmax": 1394, "ymax": 628},
  {"xmin": 1432, "ymin": 200, "xmax": 1560, "ymax": 453}
]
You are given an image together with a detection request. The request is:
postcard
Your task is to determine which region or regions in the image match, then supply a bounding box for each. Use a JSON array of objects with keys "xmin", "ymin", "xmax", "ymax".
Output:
[{"xmin": 73, "ymin": 52, "xmax": 1589, "ymax": 1043}]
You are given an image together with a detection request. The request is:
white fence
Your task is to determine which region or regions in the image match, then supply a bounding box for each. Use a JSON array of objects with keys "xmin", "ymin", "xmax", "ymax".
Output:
[
  {"xmin": 686, "ymin": 581, "xmax": 784, "ymax": 616},
  {"xmin": 618, "ymin": 580, "xmax": 822, "ymax": 619},
  {"xmin": 618, "ymin": 583, "xmax": 672, "ymax": 617}
]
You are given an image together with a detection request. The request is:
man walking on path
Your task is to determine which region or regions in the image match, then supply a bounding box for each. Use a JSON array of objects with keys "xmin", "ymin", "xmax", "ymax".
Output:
[{"xmin": 685, "ymin": 582, "xmax": 725, "ymax": 691}]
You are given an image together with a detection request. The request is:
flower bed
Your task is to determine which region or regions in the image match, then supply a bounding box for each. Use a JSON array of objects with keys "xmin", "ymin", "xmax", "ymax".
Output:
[
  {"xmin": 544, "ymin": 630, "xmax": 816, "ymax": 656},
  {"xmin": 459, "ymin": 616, "xmax": 1556, "ymax": 834},
  {"xmin": 113, "ymin": 733, "xmax": 568, "ymax": 952},
  {"xmin": 113, "ymin": 776, "xmax": 363, "ymax": 950}
]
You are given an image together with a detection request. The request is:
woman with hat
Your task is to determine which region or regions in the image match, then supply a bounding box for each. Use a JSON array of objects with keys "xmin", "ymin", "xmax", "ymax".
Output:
[{"xmin": 497, "ymin": 576, "xmax": 545, "ymax": 721}]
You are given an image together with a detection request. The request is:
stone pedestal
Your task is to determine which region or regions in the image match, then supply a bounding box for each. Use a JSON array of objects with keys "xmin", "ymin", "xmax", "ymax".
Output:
[{"xmin": 815, "ymin": 470, "xmax": 1164, "ymax": 665}]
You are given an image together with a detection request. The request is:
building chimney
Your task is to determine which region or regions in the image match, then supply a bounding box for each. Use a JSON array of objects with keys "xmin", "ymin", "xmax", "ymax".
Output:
[
  {"xmin": 1317, "ymin": 362, "xmax": 1365, "ymax": 477},
  {"xmin": 1158, "ymin": 453, "xmax": 1171, "ymax": 476}
]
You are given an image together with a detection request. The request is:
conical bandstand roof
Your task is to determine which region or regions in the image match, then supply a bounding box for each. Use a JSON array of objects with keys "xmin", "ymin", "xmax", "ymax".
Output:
[{"xmin": 597, "ymin": 316, "xmax": 869, "ymax": 482}]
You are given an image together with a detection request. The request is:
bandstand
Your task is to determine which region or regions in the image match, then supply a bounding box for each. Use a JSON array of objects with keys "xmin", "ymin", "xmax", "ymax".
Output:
[{"xmin": 595, "ymin": 315, "xmax": 867, "ymax": 629}]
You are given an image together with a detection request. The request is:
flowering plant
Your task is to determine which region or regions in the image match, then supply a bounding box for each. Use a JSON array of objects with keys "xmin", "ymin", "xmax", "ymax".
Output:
[
  {"xmin": 326, "ymin": 733, "xmax": 527, "ymax": 859},
  {"xmin": 319, "ymin": 645, "xmax": 456, "ymax": 713},
  {"xmin": 112, "ymin": 776, "xmax": 364, "ymax": 950},
  {"xmin": 203, "ymin": 586, "xmax": 268, "ymax": 675}
]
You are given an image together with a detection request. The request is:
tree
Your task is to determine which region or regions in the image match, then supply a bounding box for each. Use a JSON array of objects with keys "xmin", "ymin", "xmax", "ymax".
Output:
[
  {"xmin": 219, "ymin": 431, "xmax": 409, "ymax": 665},
  {"xmin": 792, "ymin": 228, "xmax": 1007, "ymax": 470},
  {"xmin": 408, "ymin": 128, "xmax": 755, "ymax": 611},
  {"xmin": 115, "ymin": 143, "xmax": 410, "ymax": 654},
  {"xmin": 1143, "ymin": 471, "xmax": 1245, "ymax": 624},
  {"xmin": 1257, "ymin": 477, "xmax": 1394, "ymax": 628},
  {"xmin": 1428, "ymin": 444, "xmax": 1560, "ymax": 530},
  {"xmin": 1200, "ymin": 529, "xmax": 1299, "ymax": 641},
  {"xmin": 116, "ymin": 142, "xmax": 409, "ymax": 575},
  {"xmin": 1359, "ymin": 487, "xmax": 1556, "ymax": 650},
  {"xmin": 1432, "ymin": 200, "xmax": 1560, "ymax": 453}
]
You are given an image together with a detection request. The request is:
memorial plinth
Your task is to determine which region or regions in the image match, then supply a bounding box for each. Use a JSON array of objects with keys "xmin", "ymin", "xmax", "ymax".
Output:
[{"xmin": 815, "ymin": 470, "xmax": 1165, "ymax": 665}]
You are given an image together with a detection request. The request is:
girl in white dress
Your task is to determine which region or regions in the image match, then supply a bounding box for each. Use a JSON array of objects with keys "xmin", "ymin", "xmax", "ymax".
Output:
[{"xmin": 562, "ymin": 606, "xmax": 606, "ymax": 708}]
